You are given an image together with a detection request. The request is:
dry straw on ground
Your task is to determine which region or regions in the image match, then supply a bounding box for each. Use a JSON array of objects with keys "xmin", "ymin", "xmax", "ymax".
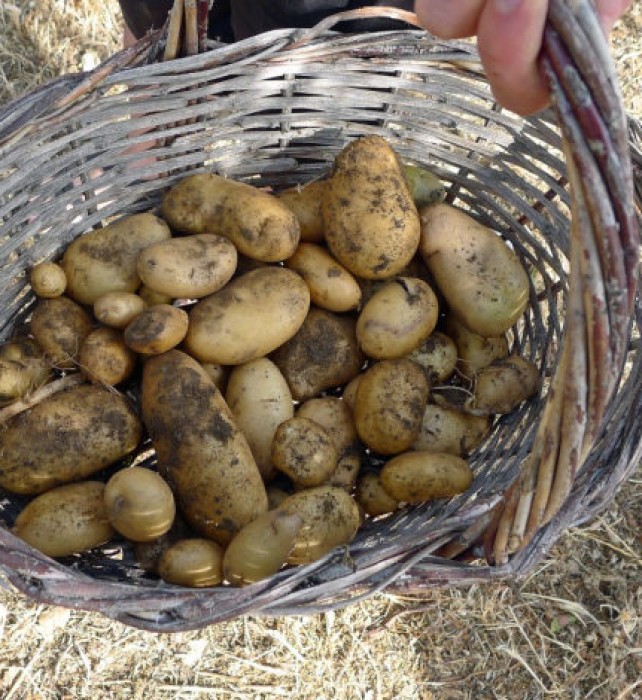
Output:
[{"xmin": 0, "ymin": 2, "xmax": 640, "ymax": 698}]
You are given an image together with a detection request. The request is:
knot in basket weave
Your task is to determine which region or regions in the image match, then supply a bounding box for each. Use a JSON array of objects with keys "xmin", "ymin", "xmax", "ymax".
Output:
[{"xmin": 0, "ymin": 2, "xmax": 639, "ymax": 632}]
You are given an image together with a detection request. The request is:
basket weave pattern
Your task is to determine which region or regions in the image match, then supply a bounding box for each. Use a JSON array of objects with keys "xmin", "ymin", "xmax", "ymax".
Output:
[{"xmin": 0, "ymin": 3, "xmax": 639, "ymax": 631}]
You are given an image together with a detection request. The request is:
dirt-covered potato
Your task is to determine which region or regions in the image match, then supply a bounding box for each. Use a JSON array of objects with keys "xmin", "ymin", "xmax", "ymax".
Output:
[
  {"xmin": 93, "ymin": 291, "xmax": 147, "ymax": 329},
  {"xmin": 355, "ymin": 471, "xmax": 400, "ymax": 517},
  {"xmin": 446, "ymin": 315, "xmax": 509, "ymax": 379},
  {"xmin": 413, "ymin": 404, "xmax": 492, "ymax": 456},
  {"xmin": 0, "ymin": 384, "xmax": 142, "ymax": 495},
  {"xmin": 356, "ymin": 277, "xmax": 439, "ymax": 360},
  {"xmin": 354, "ymin": 359, "xmax": 429, "ymax": 455},
  {"xmin": 104, "ymin": 467, "xmax": 176, "ymax": 542},
  {"xmin": 277, "ymin": 180, "xmax": 327, "ymax": 242},
  {"xmin": 406, "ymin": 331, "xmax": 458, "ymax": 384},
  {"xmin": 123, "ymin": 304, "xmax": 188, "ymax": 355},
  {"xmin": 12, "ymin": 481, "xmax": 115, "ymax": 558},
  {"xmin": 137, "ymin": 233, "xmax": 237, "ymax": 299},
  {"xmin": 30, "ymin": 261, "xmax": 67, "ymax": 298},
  {"xmin": 79, "ymin": 327, "xmax": 137, "ymax": 386},
  {"xmin": 158, "ymin": 539, "xmax": 224, "ymax": 588},
  {"xmin": 380, "ymin": 451, "xmax": 473, "ymax": 504},
  {"xmin": 225, "ymin": 358, "xmax": 294, "ymax": 481},
  {"xmin": 285, "ymin": 242, "xmax": 362, "ymax": 313},
  {"xmin": 277, "ymin": 486, "xmax": 361, "ymax": 565},
  {"xmin": 141, "ymin": 350, "xmax": 268, "ymax": 544},
  {"xmin": 223, "ymin": 510, "xmax": 304, "ymax": 586},
  {"xmin": 62, "ymin": 213, "xmax": 171, "ymax": 305},
  {"xmin": 161, "ymin": 173, "xmax": 300, "ymax": 262},
  {"xmin": 467, "ymin": 355, "xmax": 541, "ymax": 415},
  {"xmin": 323, "ymin": 135, "xmax": 420, "ymax": 280},
  {"xmin": 0, "ymin": 338, "xmax": 52, "ymax": 406},
  {"xmin": 30, "ymin": 296, "xmax": 93, "ymax": 369},
  {"xmin": 271, "ymin": 307, "xmax": 364, "ymax": 402},
  {"xmin": 184, "ymin": 267, "xmax": 310, "ymax": 365},
  {"xmin": 419, "ymin": 203, "xmax": 529, "ymax": 336},
  {"xmin": 272, "ymin": 417, "xmax": 339, "ymax": 488}
]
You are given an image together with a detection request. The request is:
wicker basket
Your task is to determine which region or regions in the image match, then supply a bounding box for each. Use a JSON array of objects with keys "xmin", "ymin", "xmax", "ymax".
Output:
[{"xmin": 0, "ymin": 4, "xmax": 640, "ymax": 633}]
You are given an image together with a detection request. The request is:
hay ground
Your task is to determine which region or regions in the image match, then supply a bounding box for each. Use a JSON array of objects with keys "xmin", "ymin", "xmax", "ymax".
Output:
[{"xmin": 0, "ymin": 2, "xmax": 640, "ymax": 698}]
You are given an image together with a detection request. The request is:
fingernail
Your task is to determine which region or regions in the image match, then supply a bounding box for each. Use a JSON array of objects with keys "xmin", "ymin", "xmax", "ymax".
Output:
[{"xmin": 493, "ymin": 0, "xmax": 524, "ymax": 14}]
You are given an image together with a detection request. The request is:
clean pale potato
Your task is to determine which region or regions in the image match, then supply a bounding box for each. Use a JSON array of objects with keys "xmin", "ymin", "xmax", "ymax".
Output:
[
  {"xmin": 277, "ymin": 180, "xmax": 327, "ymax": 242},
  {"xmin": 467, "ymin": 355, "xmax": 541, "ymax": 415},
  {"xmin": 93, "ymin": 291, "xmax": 147, "ymax": 329},
  {"xmin": 79, "ymin": 327, "xmax": 137, "ymax": 386},
  {"xmin": 158, "ymin": 539, "xmax": 224, "ymax": 587},
  {"xmin": 406, "ymin": 331, "xmax": 458, "ymax": 384},
  {"xmin": 30, "ymin": 262, "xmax": 67, "ymax": 298},
  {"xmin": 412, "ymin": 403, "xmax": 492, "ymax": 456},
  {"xmin": 123, "ymin": 304, "xmax": 188, "ymax": 355}
]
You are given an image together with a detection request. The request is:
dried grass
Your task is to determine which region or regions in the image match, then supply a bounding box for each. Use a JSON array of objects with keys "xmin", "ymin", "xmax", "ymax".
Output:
[{"xmin": 0, "ymin": 2, "xmax": 640, "ymax": 698}]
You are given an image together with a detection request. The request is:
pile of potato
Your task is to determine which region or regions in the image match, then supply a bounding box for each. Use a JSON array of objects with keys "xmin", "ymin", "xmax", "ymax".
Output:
[{"xmin": 0, "ymin": 135, "xmax": 541, "ymax": 587}]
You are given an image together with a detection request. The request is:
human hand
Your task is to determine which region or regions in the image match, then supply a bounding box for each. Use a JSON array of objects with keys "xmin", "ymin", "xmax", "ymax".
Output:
[{"xmin": 414, "ymin": 0, "xmax": 631, "ymax": 115}]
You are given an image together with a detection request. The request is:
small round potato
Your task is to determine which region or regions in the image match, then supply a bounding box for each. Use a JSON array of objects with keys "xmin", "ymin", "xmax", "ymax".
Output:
[
  {"xmin": 354, "ymin": 359, "xmax": 429, "ymax": 455},
  {"xmin": 137, "ymin": 233, "xmax": 237, "ymax": 299},
  {"xmin": 272, "ymin": 417, "xmax": 339, "ymax": 488},
  {"xmin": 79, "ymin": 327, "xmax": 137, "ymax": 386},
  {"xmin": 123, "ymin": 304, "xmax": 188, "ymax": 355},
  {"xmin": 356, "ymin": 472, "xmax": 400, "ymax": 517},
  {"xmin": 412, "ymin": 404, "xmax": 492, "ymax": 456},
  {"xmin": 158, "ymin": 539, "xmax": 224, "ymax": 588},
  {"xmin": 104, "ymin": 467, "xmax": 176, "ymax": 542},
  {"xmin": 380, "ymin": 451, "xmax": 473, "ymax": 503},
  {"xmin": 30, "ymin": 262, "xmax": 67, "ymax": 298},
  {"xmin": 446, "ymin": 315, "xmax": 509, "ymax": 379},
  {"xmin": 93, "ymin": 292, "xmax": 147, "ymax": 329},
  {"xmin": 356, "ymin": 277, "xmax": 439, "ymax": 360},
  {"xmin": 223, "ymin": 510, "xmax": 304, "ymax": 586},
  {"xmin": 12, "ymin": 481, "xmax": 115, "ymax": 558},
  {"xmin": 467, "ymin": 355, "xmax": 541, "ymax": 415},
  {"xmin": 278, "ymin": 486, "xmax": 361, "ymax": 565},
  {"xmin": 278, "ymin": 180, "xmax": 327, "ymax": 242},
  {"xmin": 406, "ymin": 331, "xmax": 458, "ymax": 384}
]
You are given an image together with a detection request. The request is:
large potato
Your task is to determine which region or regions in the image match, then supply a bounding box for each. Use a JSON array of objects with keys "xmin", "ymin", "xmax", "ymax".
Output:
[
  {"xmin": 412, "ymin": 404, "xmax": 491, "ymax": 456},
  {"xmin": 161, "ymin": 173, "xmax": 300, "ymax": 262},
  {"xmin": 356, "ymin": 277, "xmax": 438, "ymax": 360},
  {"xmin": 322, "ymin": 135, "xmax": 420, "ymax": 279},
  {"xmin": 184, "ymin": 267, "xmax": 310, "ymax": 365},
  {"xmin": 12, "ymin": 481, "xmax": 114, "ymax": 558},
  {"xmin": 419, "ymin": 203, "xmax": 529, "ymax": 336},
  {"xmin": 0, "ymin": 384, "xmax": 142, "ymax": 495},
  {"xmin": 225, "ymin": 358, "xmax": 294, "ymax": 481},
  {"xmin": 141, "ymin": 350, "xmax": 268, "ymax": 544},
  {"xmin": 137, "ymin": 233, "xmax": 237, "ymax": 299},
  {"xmin": 62, "ymin": 213, "xmax": 171, "ymax": 305}
]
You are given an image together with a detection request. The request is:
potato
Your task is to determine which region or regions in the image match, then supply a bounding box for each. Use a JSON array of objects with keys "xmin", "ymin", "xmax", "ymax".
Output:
[
  {"xmin": 277, "ymin": 179, "xmax": 327, "ymax": 242},
  {"xmin": 419, "ymin": 203, "xmax": 529, "ymax": 336},
  {"xmin": 30, "ymin": 296, "xmax": 93, "ymax": 369},
  {"xmin": 272, "ymin": 417, "xmax": 339, "ymax": 488},
  {"xmin": 158, "ymin": 539, "xmax": 224, "ymax": 587},
  {"xmin": 104, "ymin": 467, "xmax": 176, "ymax": 542},
  {"xmin": 79, "ymin": 327, "xmax": 137, "ymax": 386},
  {"xmin": 285, "ymin": 242, "xmax": 361, "ymax": 312},
  {"xmin": 445, "ymin": 315, "xmax": 509, "ymax": 379},
  {"xmin": 412, "ymin": 404, "xmax": 491, "ymax": 456},
  {"xmin": 134, "ymin": 515, "xmax": 193, "ymax": 574},
  {"xmin": 0, "ymin": 384, "xmax": 142, "ymax": 495},
  {"xmin": 223, "ymin": 510, "xmax": 303, "ymax": 586},
  {"xmin": 137, "ymin": 233, "xmax": 237, "ymax": 299},
  {"xmin": 341, "ymin": 373, "xmax": 362, "ymax": 412},
  {"xmin": 354, "ymin": 359, "xmax": 428, "ymax": 455},
  {"xmin": 323, "ymin": 135, "xmax": 420, "ymax": 280},
  {"xmin": 141, "ymin": 350, "xmax": 268, "ymax": 544},
  {"xmin": 356, "ymin": 277, "xmax": 438, "ymax": 360},
  {"xmin": 355, "ymin": 472, "xmax": 400, "ymax": 517},
  {"xmin": 12, "ymin": 481, "xmax": 114, "ymax": 558},
  {"xmin": 138, "ymin": 285, "xmax": 173, "ymax": 306},
  {"xmin": 467, "ymin": 355, "xmax": 541, "ymax": 415},
  {"xmin": 380, "ymin": 451, "xmax": 473, "ymax": 503},
  {"xmin": 271, "ymin": 308, "xmax": 364, "ymax": 402},
  {"xmin": 201, "ymin": 363, "xmax": 230, "ymax": 393},
  {"xmin": 30, "ymin": 262, "xmax": 67, "ymax": 298},
  {"xmin": 406, "ymin": 331, "xmax": 458, "ymax": 384},
  {"xmin": 93, "ymin": 291, "xmax": 146, "ymax": 329},
  {"xmin": 402, "ymin": 163, "xmax": 446, "ymax": 208},
  {"xmin": 0, "ymin": 339, "xmax": 51, "ymax": 405},
  {"xmin": 225, "ymin": 358, "xmax": 294, "ymax": 481},
  {"xmin": 62, "ymin": 213, "xmax": 171, "ymax": 305},
  {"xmin": 123, "ymin": 304, "xmax": 188, "ymax": 355},
  {"xmin": 277, "ymin": 486, "xmax": 361, "ymax": 565},
  {"xmin": 184, "ymin": 267, "xmax": 310, "ymax": 365},
  {"xmin": 161, "ymin": 173, "xmax": 300, "ymax": 262}
]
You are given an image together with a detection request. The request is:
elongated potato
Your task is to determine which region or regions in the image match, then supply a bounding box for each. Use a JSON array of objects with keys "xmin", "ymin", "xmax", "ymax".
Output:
[
  {"xmin": 79, "ymin": 327, "xmax": 137, "ymax": 386},
  {"xmin": 278, "ymin": 180, "xmax": 327, "ymax": 242},
  {"xmin": 467, "ymin": 355, "xmax": 541, "ymax": 415},
  {"xmin": 141, "ymin": 350, "xmax": 268, "ymax": 544},
  {"xmin": 62, "ymin": 213, "xmax": 171, "ymax": 304},
  {"xmin": 323, "ymin": 135, "xmax": 420, "ymax": 279},
  {"xmin": 161, "ymin": 173, "xmax": 300, "ymax": 262},
  {"xmin": 184, "ymin": 267, "xmax": 310, "ymax": 365},
  {"xmin": 158, "ymin": 539, "xmax": 224, "ymax": 587},
  {"xmin": 12, "ymin": 481, "xmax": 114, "ymax": 558},
  {"xmin": 137, "ymin": 233, "xmax": 237, "ymax": 299},
  {"xmin": 381, "ymin": 451, "xmax": 473, "ymax": 503},
  {"xmin": 0, "ymin": 384, "xmax": 142, "ymax": 495},
  {"xmin": 412, "ymin": 404, "xmax": 491, "ymax": 456},
  {"xmin": 419, "ymin": 203, "xmax": 529, "ymax": 336},
  {"xmin": 225, "ymin": 358, "xmax": 294, "ymax": 481}
]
